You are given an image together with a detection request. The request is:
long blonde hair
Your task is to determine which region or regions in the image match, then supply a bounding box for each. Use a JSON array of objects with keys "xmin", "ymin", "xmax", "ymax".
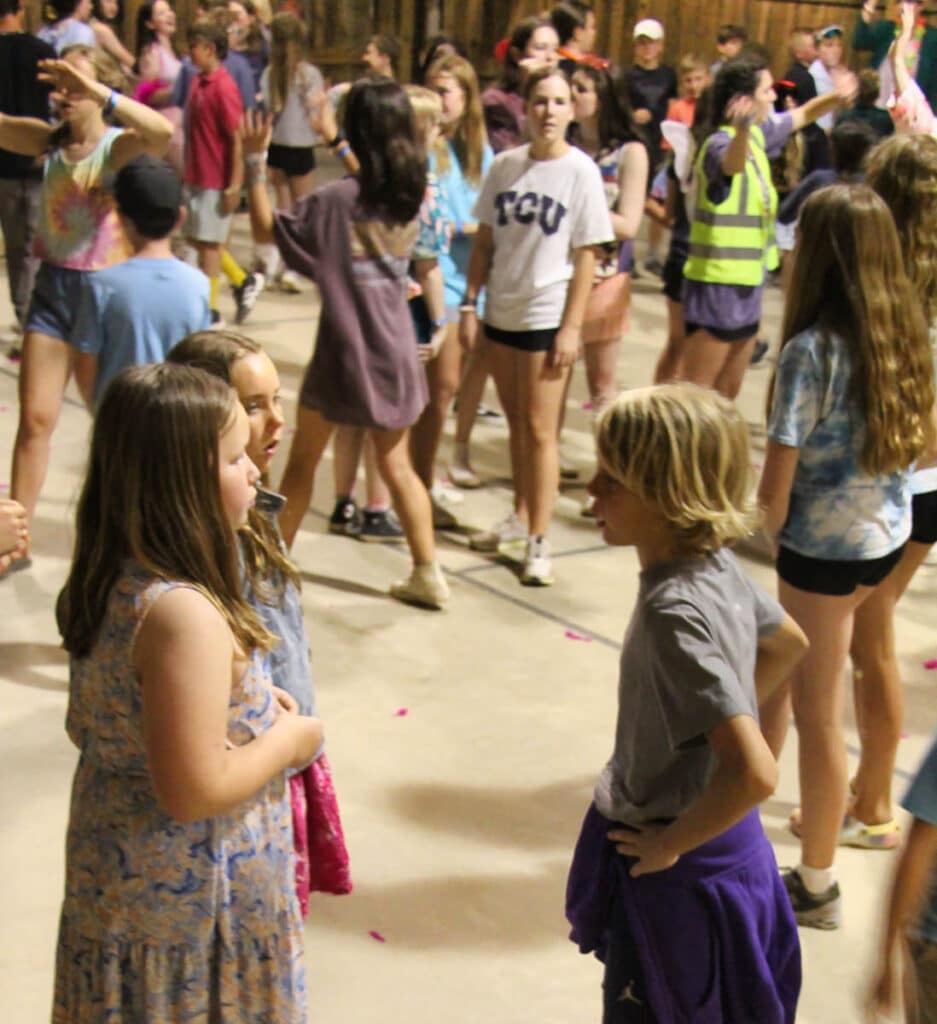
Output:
[
  {"xmin": 596, "ymin": 383, "xmax": 760, "ymax": 555},
  {"xmin": 866, "ymin": 133, "xmax": 937, "ymax": 328},
  {"xmin": 58, "ymin": 364, "xmax": 273, "ymax": 658},
  {"xmin": 426, "ymin": 54, "xmax": 488, "ymax": 184},
  {"xmin": 167, "ymin": 330, "xmax": 302, "ymax": 606},
  {"xmin": 773, "ymin": 183, "xmax": 935, "ymax": 475},
  {"xmin": 267, "ymin": 12, "xmax": 306, "ymax": 118}
]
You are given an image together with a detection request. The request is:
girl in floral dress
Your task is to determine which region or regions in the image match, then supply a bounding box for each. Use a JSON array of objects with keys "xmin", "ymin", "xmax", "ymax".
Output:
[{"xmin": 53, "ymin": 363, "xmax": 321, "ymax": 1021}]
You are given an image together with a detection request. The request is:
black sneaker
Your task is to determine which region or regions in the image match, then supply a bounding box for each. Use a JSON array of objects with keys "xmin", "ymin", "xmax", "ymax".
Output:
[
  {"xmin": 233, "ymin": 272, "xmax": 265, "ymax": 325},
  {"xmin": 750, "ymin": 338, "xmax": 770, "ymax": 366},
  {"xmin": 328, "ymin": 497, "xmax": 362, "ymax": 538},
  {"xmin": 359, "ymin": 508, "xmax": 405, "ymax": 543},
  {"xmin": 781, "ymin": 868, "xmax": 841, "ymax": 930}
]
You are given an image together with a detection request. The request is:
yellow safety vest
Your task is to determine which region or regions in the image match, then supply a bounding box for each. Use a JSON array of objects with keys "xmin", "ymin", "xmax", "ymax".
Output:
[{"xmin": 683, "ymin": 124, "xmax": 779, "ymax": 287}]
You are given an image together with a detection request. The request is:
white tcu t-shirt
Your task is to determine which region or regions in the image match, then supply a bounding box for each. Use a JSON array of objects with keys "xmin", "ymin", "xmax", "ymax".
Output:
[{"xmin": 473, "ymin": 144, "xmax": 614, "ymax": 331}]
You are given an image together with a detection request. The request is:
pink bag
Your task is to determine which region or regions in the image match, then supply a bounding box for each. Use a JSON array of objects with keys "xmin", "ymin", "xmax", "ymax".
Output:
[{"xmin": 289, "ymin": 752, "xmax": 352, "ymax": 917}]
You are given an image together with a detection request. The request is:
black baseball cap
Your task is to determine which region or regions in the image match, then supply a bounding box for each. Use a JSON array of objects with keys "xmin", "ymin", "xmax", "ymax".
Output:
[{"xmin": 113, "ymin": 155, "xmax": 182, "ymax": 239}]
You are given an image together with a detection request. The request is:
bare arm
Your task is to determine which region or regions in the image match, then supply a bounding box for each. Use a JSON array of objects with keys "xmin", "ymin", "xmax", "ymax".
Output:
[
  {"xmin": 610, "ymin": 714, "xmax": 778, "ymax": 875},
  {"xmin": 754, "ymin": 612, "xmax": 808, "ymax": 706},
  {"xmin": 458, "ymin": 222, "xmax": 494, "ymax": 352},
  {"xmin": 37, "ymin": 59, "xmax": 172, "ymax": 167},
  {"xmin": 866, "ymin": 819, "xmax": 937, "ymax": 1022},
  {"xmin": 789, "ymin": 72, "xmax": 857, "ymax": 132},
  {"xmin": 758, "ymin": 440, "xmax": 800, "ymax": 544},
  {"xmin": 0, "ymin": 114, "xmax": 55, "ymax": 157},
  {"xmin": 610, "ymin": 141, "xmax": 649, "ymax": 241},
  {"xmin": 239, "ymin": 110, "xmax": 275, "ymax": 245},
  {"xmin": 412, "ymin": 260, "xmax": 448, "ymax": 362},
  {"xmin": 892, "ymin": 2, "xmax": 919, "ymax": 97},
  {"xmin": 136, "ymin": 587, "xmax": 323, "ymax": 824},
  {"xmin": 551, "ymin": 245, "xmax": 597, "ymax": 369},
  {"xmin": 91, "ymin": 19, "xmax": 135, "ymax": 71}
]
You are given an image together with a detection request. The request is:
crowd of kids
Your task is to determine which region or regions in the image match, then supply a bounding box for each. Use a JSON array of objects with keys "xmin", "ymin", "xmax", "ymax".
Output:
[{"xmin": 1, "ymin": 0, "xmax": 937, "ymax": 1020}]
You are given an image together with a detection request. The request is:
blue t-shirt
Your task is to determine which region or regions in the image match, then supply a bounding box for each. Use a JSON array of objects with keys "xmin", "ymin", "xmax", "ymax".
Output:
[
  {"xmin": 432, "ymin": 140, "xmax": 494, "ymax": 308},
  {"xmin": 767, "ymin": 325, "xmax": 911, "ymax": 560},
  {"xmin": 72, "ymin": 256, "xmax": 211, "ymax": 405},
  {"xmin": 903, "ymin": 734, "xmax": 937, "ymax": 943}
]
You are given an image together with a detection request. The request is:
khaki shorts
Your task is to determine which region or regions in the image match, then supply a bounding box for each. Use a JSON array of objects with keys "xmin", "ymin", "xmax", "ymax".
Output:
[{"xmin": 184, "ymin": 186, "xmax": 233, "ymax": 245}]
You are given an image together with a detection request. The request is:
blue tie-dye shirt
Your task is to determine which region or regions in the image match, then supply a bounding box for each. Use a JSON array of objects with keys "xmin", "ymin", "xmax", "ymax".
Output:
[{"xmin": 768, "ymin": 325, "xmax": 911, "ymax": 561}]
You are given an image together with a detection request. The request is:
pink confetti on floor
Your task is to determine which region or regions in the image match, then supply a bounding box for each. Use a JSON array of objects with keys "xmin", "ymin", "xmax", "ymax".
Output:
[
  {"xmin": 902, "ymin": 733, "xmax": 910, "ymax": 739},
  {"xmin": 565, "ymin": 630, "xmax": 592, "ymax": 643},
  {"xmin": 925, "ymin": 660, "xmax": 937, "ymax": 670},
  {"xmin": 0, "ymin": 405, "xmax": 10, "ymax": 412},
  {"xmin": 0, "ymin": 483, "xmax": 8, "ymax": 491},
  {"xmin": 286, "ymin": 427, "xmax": 296, "ymax": 436},
  {"xmin": 368, "ymin": 930, "xmax": 386, "ymax": 943},
  {"xmin": 394, "ymin": 708, "xmax": 408, "ymax": 717},
  {"xmin": 581, "ymin": 400, "xmax": 593, "ymax": 410}
]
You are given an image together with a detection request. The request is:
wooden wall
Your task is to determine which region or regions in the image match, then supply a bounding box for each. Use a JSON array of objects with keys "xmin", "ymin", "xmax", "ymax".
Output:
[
  {"xmin": 21, "ymin": 1, "xmax": 936, "ymax": 86},
  {"xmin": 445, "ymin": 1, "xmax": 919, "ymax": 82}
]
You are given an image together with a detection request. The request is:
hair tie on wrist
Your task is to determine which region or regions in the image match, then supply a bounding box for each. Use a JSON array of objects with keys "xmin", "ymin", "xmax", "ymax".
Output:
[
  {"xmin": 102, "ymin": 89, "xmax": 118, "ymax": 117},
  {"xmin": 327, "ymin": 133, "xmax": 344, "ymax": 148}
]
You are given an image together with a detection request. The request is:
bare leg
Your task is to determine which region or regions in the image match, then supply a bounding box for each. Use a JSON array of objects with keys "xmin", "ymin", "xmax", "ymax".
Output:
[
  {"xmin": 679, "ymin": 328, "xmax": 756, "ymax": 399},
  {"xmin": 410, "ymin": 324, "xmax": 461, "ymax": 489},
  {"xmin": 332, "ymin": 425, "xmax": 365, "ymax": 499},
  {"xmin": 583, "ymin": 338, "xmax": 620, "ymax": 416},
  {"xmin": 781, "ymin": 580, "xmax": 870, "ymax": 871},
  {"xmin": 487, "ymin": 340, "xmax": 526, "ymax": 521},
  {"xmin": 11, "ymin": 330, "xmax": 75, "ymax": 523},
  {"xmin": 654, "ymin": 298, "xmax": 686, "ymax": 384},
  {"xmin": 522, "ymin": 350, "xmax": 570, "ymax": 538},
  {"xmin": 278, "ymin": 406, "xmax": 335, "ymax": 548},
  {"xmin": 363, "ymin": 434, "xmax": 392, "ymax": 508},
  {"xmin": 454, "ymin": 338, "xmax": 492, "ymax": 447},
  {"xmin": 371, "ymin": 428, "xmax": 435, "ymax": 565},
  {"xmin": 850, "ymin": 542, "xmax": 932, "ymax": 825}
]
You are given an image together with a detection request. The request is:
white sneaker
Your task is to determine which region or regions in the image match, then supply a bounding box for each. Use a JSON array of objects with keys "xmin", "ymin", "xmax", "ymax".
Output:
[
  {"xmin": 389, "ymin": 562, "xmax": 450, "ymax": 609},
  {"xmin": 448, "ymin": 443, "xmax": 482, "ymax": 489},
  {"xmin": 521, "ymin": 536, "xmax": 553, "ymax": 586},
  {"xmin": 277, "ymin": 269, "xmax": 303, "ymax": 294},
  {"xmin": 469, "ymin": 511, "xmax": 528, "ymax": 552}
]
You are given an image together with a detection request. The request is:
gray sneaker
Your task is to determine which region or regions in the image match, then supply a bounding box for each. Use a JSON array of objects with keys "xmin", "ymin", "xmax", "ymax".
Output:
[
  {"xmin": 359, "ymin": 508, "xmax": 405, "ymax": 543},
  {"xmin": 781, "ymin": 868, "xmax": 841, "ymax": 930}
]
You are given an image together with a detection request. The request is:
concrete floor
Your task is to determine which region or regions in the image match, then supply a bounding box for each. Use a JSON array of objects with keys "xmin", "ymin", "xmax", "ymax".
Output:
[{"xmin": 1, "ymin": 212, "xmax": 935, "ymax": 1023}]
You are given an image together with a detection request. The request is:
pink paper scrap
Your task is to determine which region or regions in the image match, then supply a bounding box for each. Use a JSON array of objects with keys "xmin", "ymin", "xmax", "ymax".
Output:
[
  {"xmin": 925, "ymin": 660, "xmax": 937, "ymax": 670},
  {"xmin": 565, "ymin": 630, "xmax": 592, "ymax": 643},
  {"xmin": 901, "ymin": 733, "xmax": 910, "ymax": 740},
  {"xmin": 581, "ymin": 400, "xmax": 593, "ymax": 410},
  {"xmin": 369, "ymin": 930, "xmax": 386, "ymax": 943},
  {"xmin": 0, "ymin": 405, "xmax": 9, "ymax": 412},
  {"xmin": 394, "ymin": 708, "xmax": 408, "ymax": 717},
  {"xmin": 0, "ymin": 483, "xmax": 7, "ymax": 490}
]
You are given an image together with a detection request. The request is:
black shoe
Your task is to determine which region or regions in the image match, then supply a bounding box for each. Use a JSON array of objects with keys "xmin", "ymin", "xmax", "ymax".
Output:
[
  {"xmin": 328, "ymin": 497, "xmax": 362, "ymax": 538},
  {"xmin": 233, "ymin": 272, "xmax": 265, "ymax": 325},
  {"xmin": 781, "ymin": 868, "xmax": 841, "ymax": 930},
  {"xmin": 644, "ymin": 257, "xmax": 665, "ymax": 278},
  {"xmin": 358, "ymin": 508, "xmax": 405, "ymax": 542},
  {"xmin": 750, "ymin": 339, "xmax": 770, "ymax": 366}
]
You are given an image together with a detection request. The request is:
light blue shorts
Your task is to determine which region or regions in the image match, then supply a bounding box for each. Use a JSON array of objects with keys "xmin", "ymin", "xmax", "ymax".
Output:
[{"xmin": 185, "ymin": 186, "xmax": 234, "ymax": 245}]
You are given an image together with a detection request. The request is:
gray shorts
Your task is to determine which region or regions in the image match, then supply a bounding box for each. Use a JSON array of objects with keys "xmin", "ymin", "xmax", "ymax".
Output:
[{"xmin": 185, "ymin": 186, "xmax": 233, "ymax": 244}]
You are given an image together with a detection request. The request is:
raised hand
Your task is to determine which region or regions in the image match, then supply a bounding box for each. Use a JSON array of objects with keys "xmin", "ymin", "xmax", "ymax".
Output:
[{"xmin": 238, "ymin": 109, "xmax": 273, "ymax": 157}]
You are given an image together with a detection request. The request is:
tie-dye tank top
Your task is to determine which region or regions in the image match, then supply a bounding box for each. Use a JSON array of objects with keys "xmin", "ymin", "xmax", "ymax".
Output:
[{"xmin": 35, "ymin": 126, "xmax": 131, "ymax": 270}]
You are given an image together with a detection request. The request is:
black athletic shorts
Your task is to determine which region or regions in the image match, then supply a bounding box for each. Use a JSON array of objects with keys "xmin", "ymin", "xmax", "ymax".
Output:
[
  {"xmin": 267, "ymin": 143, "xmax": 316, "ymax": 177},
  {"xmin": 911, "ymin": 489, "xmax": 937, "ymax": 545},
  {"xmin": 484, "ymin": 323, "xmax": 558, "ymax": 353},
  {"xmin": 776, "ymin": 544, "xmax": 906, "ymax": 596},
  {"xmin": 684, "ymin": 320, "xmax": 760, "ymax": 343}
]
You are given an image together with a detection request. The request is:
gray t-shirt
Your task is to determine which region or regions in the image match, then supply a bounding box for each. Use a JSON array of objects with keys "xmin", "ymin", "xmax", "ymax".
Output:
[{"xmin": 594, "ymin": 548, "xmax": 783, "ymax": 825}]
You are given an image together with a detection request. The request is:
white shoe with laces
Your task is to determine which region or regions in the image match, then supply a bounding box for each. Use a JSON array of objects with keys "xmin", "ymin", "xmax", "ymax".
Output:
[
  {"xmin": 521, "ymin": 536, "xmax": 554, "ymax": 586},
  {"xmin": 389, "ymin": 562, "xmax": 450, "ymax": 609},
  {"xmin": 469, "ymin": 511, "xmax": 528, "ymax": 553}
]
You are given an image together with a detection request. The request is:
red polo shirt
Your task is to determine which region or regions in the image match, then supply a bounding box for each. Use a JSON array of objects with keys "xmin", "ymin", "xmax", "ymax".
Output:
[{"xmin": 184, "ymin": 66, "xmax": 243, "ymax": 190}]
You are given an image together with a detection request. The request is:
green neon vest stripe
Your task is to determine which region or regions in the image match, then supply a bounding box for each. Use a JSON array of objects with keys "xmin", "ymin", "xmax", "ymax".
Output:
[{"xmin": 684, "ymin": 124, "xmax": 779, "ymax": 288}]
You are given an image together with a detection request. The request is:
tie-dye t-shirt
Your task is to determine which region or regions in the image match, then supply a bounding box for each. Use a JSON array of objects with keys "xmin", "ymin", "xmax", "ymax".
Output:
[
  {"xmin": 35, "ymin": 127, "xmax": 130, "ymax": 271},
  {"xmin": 768, "ymin": 325, "xmax": 911, "ymax": 561}
]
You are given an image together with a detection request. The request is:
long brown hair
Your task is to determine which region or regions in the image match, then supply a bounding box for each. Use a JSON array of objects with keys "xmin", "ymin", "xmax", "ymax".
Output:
[
  {"xmin": 426, "ymin": 53, "xmax": 488, "ymax": 184},
  {"xmin": 267, "ymin": 12, "xmax": 306, "ymax": 118},
  {"xmin": 866, "ymin": 133, "xmax": 937, "ymax": 328},
  {"xmin": 57, "ymin": 364, "xmax": 273, "ymax": 657},
  {"xmin": 772, "ymin": 184, "xmax": 935, "ymax": 475},
  {"xmin": 167, "ymin": 330, "xmax": 301, "ymax": 605}
]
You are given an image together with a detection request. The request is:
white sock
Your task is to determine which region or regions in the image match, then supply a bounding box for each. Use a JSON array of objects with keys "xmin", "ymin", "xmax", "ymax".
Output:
[{"xmin": 798, "ymin": 863, "xmax": 835, "ymax": 894}]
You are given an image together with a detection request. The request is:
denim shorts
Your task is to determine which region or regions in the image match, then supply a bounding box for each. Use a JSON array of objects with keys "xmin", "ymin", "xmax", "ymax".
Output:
[{"xmin": 24, "ymin": 261, "xmax": 87, "ymax": 343}]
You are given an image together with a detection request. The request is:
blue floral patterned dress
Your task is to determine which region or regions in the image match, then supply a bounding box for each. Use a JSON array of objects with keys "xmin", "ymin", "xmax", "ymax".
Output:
[{"xmin": 52, "ymin": 568, "xmax": 307, "ymax": 1022}]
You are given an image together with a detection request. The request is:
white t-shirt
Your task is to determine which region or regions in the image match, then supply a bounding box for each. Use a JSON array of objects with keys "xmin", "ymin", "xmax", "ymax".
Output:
[
  {"xmin": 473, "ymin": 144, "xmax": 614, "ymax": 331},
  {"xmin": 261, "ymin": 61, "xmax": 324, "ymax": 147}
]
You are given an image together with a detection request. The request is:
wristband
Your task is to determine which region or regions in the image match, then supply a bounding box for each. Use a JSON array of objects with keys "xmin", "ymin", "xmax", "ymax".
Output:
[
  {"xmin": 431, "ymin": 316, "xmax": 447, "ymax": 329},
  {"xmin": 245, "ymin": 152, "xmax": 265, "ymax": 169},
  {"xmin": 458, "ymin": 304, "xmax": 477, "ymax": 315},
  {"xmin": 327, "ymin": 133, "xmax": 344, "ymax": 148},
  {"xmin": 102, "ymin": 89, "xmax": 118, "ymax": 117},
  {"xmin": 459, "ymin": 294, "xmax": 477, "ymax": 307},
  {"xmin": 334, "ymin": 141, "xmax": 352, "ymax": 160}
]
